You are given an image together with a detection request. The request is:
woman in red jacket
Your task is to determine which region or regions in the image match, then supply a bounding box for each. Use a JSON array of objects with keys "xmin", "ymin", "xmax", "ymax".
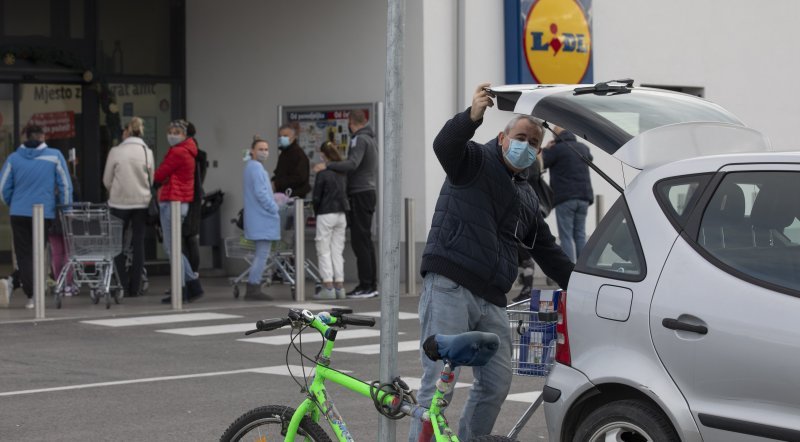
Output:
[{"xmin": 154, "ymin": 119, "xmax": 203, "ymax": 303}]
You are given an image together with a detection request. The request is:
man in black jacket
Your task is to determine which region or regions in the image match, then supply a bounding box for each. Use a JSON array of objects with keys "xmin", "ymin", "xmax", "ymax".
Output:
[
  {"xmin": 272, "ymin": 124, "xmax": 311, "ymax": 198},
  {"xmin": 542, "ymin": 125, "xmax": 594, "ymax": 263},
  {"xmin": 409, "ymin": 84, "xmax": 573, "ymax": 442}
]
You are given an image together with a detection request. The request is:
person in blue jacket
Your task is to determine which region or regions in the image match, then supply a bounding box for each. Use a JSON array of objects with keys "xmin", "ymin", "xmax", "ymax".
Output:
[
  {"xmin": 0, "ymin": 125, "xmax": 72, "ymax": 309},
  {"xmin": 242, "ymin": 137, "xmax": 280, "ymax": 301}
]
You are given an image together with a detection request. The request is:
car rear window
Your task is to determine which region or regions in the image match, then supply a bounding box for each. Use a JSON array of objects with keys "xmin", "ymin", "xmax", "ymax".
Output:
[{"xmin": 655, "ymin": 174, "xmax": 713, "ymax": 232}]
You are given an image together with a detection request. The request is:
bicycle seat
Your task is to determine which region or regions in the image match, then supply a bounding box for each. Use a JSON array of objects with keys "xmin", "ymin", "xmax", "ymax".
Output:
[{"xmin": 422, "ymin": 331, "xmax": 499, "ymax": 367}]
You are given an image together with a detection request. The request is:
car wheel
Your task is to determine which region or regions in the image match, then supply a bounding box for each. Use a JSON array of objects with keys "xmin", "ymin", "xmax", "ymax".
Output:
[{"xmin": 573, "ymin": 399, "xmax": 679, "ymax": 442}]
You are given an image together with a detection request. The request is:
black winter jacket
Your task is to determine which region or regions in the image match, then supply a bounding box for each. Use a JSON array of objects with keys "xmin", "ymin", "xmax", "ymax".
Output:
[
  {"xmin": 272, "ymin": 142, "xmax": 311, "ymax": 198},
  {"xmin": 542, "ymin": 131, "xmax": 594, "ymax": 206},
  {"xmin": 312, "ymin": 169, "xmax": 349, "ymax": 215},
  {"xmin": 326, "ymin": 126, "xmax": 377, "ymax": 195},
  {"xmin": 420, "ymin": 109, "xmax": 573, "ymax": 307}
]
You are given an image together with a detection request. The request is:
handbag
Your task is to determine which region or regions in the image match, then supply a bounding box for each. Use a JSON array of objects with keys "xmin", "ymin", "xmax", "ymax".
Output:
[{"xmin": 142, "ymin": 145, "xmax": 160, "ymax": 225}]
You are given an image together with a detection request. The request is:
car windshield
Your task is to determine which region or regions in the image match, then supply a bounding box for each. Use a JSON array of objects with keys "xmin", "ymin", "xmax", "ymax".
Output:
[{"xmin": 569, "ymin": 90, "xmax": 742, "ymax": 137}]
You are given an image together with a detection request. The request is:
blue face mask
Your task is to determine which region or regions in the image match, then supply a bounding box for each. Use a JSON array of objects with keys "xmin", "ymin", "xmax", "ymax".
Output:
[
  {"xmin": 278, "ymin": 136, "xmax": 291, "ymax": 149},
  {"xmin": 504, "ymin": 139, "xmax": 537, "ymax": 170}
]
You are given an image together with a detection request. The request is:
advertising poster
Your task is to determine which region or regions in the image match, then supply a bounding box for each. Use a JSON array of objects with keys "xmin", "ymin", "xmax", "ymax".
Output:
[
  {"xmin": 281, "ymin": 104, "xmax": 375, "ymax": 162},
  {"xmin": 504, "ymin": 0, "xmax": 593, "ymax": 84}
]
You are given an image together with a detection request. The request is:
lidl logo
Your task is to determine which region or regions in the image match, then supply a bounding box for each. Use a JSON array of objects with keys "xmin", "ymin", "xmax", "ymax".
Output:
[{"xmin": 524, "ymin": 0, "xmax": 592, "ymax": 84}]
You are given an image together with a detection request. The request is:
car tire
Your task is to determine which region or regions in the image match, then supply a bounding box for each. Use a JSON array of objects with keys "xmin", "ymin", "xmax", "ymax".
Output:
[{"xmin": 572, "ymin": 399, "xmax": 679, "ymax": 442}]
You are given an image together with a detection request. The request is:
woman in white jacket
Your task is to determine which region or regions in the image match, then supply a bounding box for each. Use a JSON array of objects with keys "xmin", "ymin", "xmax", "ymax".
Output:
[{"xmin": 103, "ymin": 117, "xmax": 154, "ymax": 297}]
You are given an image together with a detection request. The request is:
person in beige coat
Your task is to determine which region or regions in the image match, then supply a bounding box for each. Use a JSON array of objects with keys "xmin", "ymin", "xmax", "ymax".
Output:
[{"xmin": 103, "ymin": 117, "xmax": 154, "ymax": 297}]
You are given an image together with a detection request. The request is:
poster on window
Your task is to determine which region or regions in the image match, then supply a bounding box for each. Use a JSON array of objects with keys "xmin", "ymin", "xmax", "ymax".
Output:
[
  {"xmin": 279, "ymin": 103, "xmax": 377, "ymax": 162},
  {"xmin": 504, "ymin": 0, "xmax": 593, "ymax": 84}
]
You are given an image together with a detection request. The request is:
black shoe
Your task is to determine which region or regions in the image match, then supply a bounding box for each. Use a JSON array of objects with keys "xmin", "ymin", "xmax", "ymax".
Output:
[
  {"xmin": 512, "ymin": 286, "xmax": 532, "ymax": 303},
  {"xmin": 161, "ymin": 293, "xmax": 188, "ymax": 304},
  {"xmin": 186, "ymin": 279, "xmax": 204, "ymax": 302},
  {"xmin": 345, "ymin": 285, "xmax": 364, "ymax": 297},
  {"xmin": 347, "ymin": 286, "xmax": 378, "ymax": 299}
]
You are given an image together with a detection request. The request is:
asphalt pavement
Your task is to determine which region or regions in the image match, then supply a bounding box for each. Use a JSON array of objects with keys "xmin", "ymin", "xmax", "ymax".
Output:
[{"xmin": 0, "ymin": 276, "xmax": 550, "ymax": 441}]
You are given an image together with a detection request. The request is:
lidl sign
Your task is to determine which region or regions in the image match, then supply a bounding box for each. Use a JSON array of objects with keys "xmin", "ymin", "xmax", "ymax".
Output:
[{"xmin": 505, "ymin": 0, "xmax": 593, "ymax": 84}]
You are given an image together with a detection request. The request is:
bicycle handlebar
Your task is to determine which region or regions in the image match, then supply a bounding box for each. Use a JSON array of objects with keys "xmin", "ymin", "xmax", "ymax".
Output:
[
  {"xmin": 245, "ymin": 309, "xmax": 375, "ymax": 336},
  {"xmin": 253, "ymin": 317, "xmax": 292, "ymax": 333},
  {"xmin": 338, "ymin": 314, "xmax": 376, "ymax": 327}
]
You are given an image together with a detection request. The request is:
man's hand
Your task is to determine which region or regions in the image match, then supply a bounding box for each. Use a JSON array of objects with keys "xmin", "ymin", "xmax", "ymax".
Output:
[
  {"xmin": 313, "ymin": 163, "xmax": 326, "ymax": 173},
  {"xmin": 469, "ymin": 83, "xmax": 494, "ymax": 122}
]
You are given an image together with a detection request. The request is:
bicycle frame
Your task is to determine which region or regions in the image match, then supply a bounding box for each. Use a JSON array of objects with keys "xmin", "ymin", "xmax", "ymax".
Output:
[{"xmin": 281, "ymin": 311, "xmax": 460, "ymax": 442}]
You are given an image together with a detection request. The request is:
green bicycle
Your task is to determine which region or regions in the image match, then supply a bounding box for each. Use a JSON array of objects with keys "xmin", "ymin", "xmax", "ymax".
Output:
[{"xmin": 220, "ymin": 308, "xmax": 516, "ymax": 442}]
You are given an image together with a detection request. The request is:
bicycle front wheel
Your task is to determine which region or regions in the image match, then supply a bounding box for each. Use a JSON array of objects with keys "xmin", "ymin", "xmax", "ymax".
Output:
[{"xmin": 220, "ymin": 405, "xmax": 331, "ymax": 442}]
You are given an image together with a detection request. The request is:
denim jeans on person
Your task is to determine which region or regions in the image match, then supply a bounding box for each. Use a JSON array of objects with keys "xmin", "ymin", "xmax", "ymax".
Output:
[
  {"xmin": 408, "ymin": 272, "xmax": 512, "ymax": 442},
  {"xmin": 159, "ymin": 202, "xmax": 197, "ymax": 285},
  {"xmin": 555, "ymin": 199, "xmax": 589, "ymax": 263},
  {"xmin": 247, "ymin": 240, "xmax": 272, "ymax": 285},
  {"xmin": 315, "ymin": 212, "xmax": 346, "ymax": 284}
]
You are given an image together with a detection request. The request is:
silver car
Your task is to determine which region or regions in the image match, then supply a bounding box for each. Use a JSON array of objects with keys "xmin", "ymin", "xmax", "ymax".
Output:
[{"xmin": 493, "ymin": 81, "xmax": 800, "ymax": 442}]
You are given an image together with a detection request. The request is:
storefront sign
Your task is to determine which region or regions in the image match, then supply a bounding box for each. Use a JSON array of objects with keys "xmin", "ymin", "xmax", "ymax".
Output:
[
  {"xmin": 504, "ymin": 0, "xmax": 593, "ymax": 84},
  {"xmin": 28, "ymin": 111, "xmax": 76, "ymax": 140}
]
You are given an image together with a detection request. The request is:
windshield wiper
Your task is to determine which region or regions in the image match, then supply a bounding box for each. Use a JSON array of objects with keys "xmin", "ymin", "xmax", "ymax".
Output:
[{"xmin": 574, "ymin": 79, "xmax": 634, "ymax": 96}]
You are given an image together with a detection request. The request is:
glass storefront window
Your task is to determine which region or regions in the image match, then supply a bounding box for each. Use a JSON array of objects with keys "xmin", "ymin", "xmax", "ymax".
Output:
[
  {"xmin": 97, "ymin": 0, "xmax": 172, "ymax": 76},
  {"xmin": 0, "ymin": 84, "xmax": 14, "ymax": 264},
  {"xmin": 3, "ymin": 0, "xmax": 51, "ymax": 37}
]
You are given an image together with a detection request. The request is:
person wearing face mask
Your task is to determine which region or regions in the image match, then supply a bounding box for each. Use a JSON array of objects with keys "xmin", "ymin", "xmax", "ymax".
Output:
[
  {"xmin": 542, "ymin": 125, "xmax": 594, "ymax": 263},
  {"xmin": 154, "ymin": 119, "xmax": 204, "ymax": 303},
  {"xmin": 408, "ymin": 83, "xmax": 573, "ymax": 442},
  {"xmin": 271, "ymin": 123, "xmax": 310, "ymax": 198},
  {"xmin": 242, "ymin": 137, "xmax": 280, "ymax": 301}
]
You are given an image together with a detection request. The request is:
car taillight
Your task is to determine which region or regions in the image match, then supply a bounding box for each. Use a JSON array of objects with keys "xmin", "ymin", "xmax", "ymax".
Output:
[{"xmin": 555, "ymin": 291, "xmax": 571, "ymax": 366}]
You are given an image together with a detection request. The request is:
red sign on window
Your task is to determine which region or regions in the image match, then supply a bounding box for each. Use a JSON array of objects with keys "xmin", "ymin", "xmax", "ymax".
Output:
[{"xmin": 27, "ymin": 111, "xmax": 76, "ymax": 140}]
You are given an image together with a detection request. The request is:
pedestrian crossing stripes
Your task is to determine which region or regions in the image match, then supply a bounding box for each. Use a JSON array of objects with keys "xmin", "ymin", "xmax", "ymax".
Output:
[
  {"xmin": 335, "ymin": 340, "xmax": 419, "ymax": 355},
  {"xmin": 359, "ymin": 311, "xmax": 419, "ymax": 320},
  {"xmin": 156, "ymin": 323, "xmax": 255, "ymax": 336},
  {"xmin": 275, "ymin": 302, "xmax": 343, "ymax": 311},
  {"xmin": 238, "ymin": 329, "xmax": 388, "ymax": 346},
  {"xmin": 505, "ymin": 391, "xmax": 542, "ymax": 403},
  {"xmin": 81, "ymin": 312, "xmax": 242, "ymax": 327}
]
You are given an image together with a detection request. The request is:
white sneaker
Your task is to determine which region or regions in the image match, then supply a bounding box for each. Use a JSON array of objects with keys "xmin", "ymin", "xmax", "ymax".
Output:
[
  {"xmin": 335, "ymin": 288, "xmax": 346, "ymax": 300},
  {"xmin": 0, "ymin": 279, "xmax": 9, "ymax": 307},
  {"xmin": 25, "ymin": 297, "xmax": 34, "ymax": 309},
  {"xmin": 313, "ymin": 287, "xmax": 337, "ymax": 300}
]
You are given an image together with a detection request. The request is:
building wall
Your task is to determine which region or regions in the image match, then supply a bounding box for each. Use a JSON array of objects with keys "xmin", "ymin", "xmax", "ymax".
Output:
[{"xmin": 186, "ymin": 0, "xmax": 427, "ymax": 275}]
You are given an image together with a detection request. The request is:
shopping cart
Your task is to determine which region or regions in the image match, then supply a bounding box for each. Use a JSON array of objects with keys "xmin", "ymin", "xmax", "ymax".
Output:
[
  {"xmin": 225, "ymin": 197, "xmax": 322, "ymax": 298},
  {"xmin": 54, "ymin": 203, "xmax": 124, "ymax": 309},
  {"xmin": 506, "ymin": 289, "xmax": 562, "ymax": 439}
]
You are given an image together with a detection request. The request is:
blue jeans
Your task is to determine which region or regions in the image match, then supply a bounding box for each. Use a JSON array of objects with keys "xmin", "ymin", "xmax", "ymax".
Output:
[
  {"xmin": 555, "ymin": 199, "xmax": 589, "ymax": 263},
  {"xmin": 159, "ymin": 202, "xmax": 196, "ymax": 286},
  {"xmin": 408, "ymin": 273, "xmax": 512, "ymax": 442},
  {"xmin": 248, "ymin": 240, "xmax": 272, "ymax": 285}
]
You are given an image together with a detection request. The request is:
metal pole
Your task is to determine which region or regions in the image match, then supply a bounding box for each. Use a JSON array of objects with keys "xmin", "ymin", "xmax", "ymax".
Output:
[
  {"xmin": 33, "ymin": 204, "xmax": 46, "ymax": 319},
  {"xmin": 170, "ymin": 201, "xmax": 182, "ymax": 310},
  {"xmin": 294, "ymin": 199, "xmax": 305, "ymax": 302},
  {"xmin": 405, "ymin": 198, "xmax": 415, "ymax": 296},
  {"xmin": 379, "ymin": 0, "xmax": 404, "ymax": 440},
  {"xmin": 595, "ymin": 194, "xmax": 605, "ymax": 225}
]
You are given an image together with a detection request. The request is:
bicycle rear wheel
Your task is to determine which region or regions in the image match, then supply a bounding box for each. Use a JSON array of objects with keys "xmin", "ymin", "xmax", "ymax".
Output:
[{"xmin": 220, "ymin": 405, "xmax": 331, "ymax": 442}]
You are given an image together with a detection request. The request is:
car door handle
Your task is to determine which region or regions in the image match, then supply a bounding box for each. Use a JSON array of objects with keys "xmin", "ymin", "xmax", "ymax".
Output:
[{"xmin": 662, "ymin": 318, "xmax": 708, "ymax": 335}]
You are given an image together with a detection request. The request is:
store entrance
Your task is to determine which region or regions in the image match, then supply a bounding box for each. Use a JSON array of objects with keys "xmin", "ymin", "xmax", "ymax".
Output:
[{"xmin": 0, "ymin": 82, "xmax": 84, "ymax": 269}]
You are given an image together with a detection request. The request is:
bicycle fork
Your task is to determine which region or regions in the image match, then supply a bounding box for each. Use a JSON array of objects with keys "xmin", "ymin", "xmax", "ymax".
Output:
[{"xmin": 420, "ymin": 363, "xmax": 458, "ymax": 441}]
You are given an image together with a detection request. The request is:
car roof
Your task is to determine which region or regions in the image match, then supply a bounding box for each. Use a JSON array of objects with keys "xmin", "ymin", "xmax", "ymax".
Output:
[{"xmin": 490, "ymin": 81, "xmax": 763, "ymax": 169}]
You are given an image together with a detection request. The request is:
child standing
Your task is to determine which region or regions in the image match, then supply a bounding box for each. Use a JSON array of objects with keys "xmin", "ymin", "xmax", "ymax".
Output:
[{"xmin": 312, "ymin": 142, "xmax": 349, "ymax": 300}]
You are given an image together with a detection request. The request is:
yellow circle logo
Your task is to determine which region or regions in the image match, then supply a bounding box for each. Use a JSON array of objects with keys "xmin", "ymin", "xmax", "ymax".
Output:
[{"xmin": 524, "ymin": 0, "xmax": 592, "ymax": 84}]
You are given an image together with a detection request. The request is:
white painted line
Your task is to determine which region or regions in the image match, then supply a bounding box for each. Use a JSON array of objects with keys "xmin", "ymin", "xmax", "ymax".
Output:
[
  {"xmin": 156, "ymin": 323, "xmax": 255, "ymax": 336},
  {"xmin": 359, "ymin": 311, "xmax": 419, "ymax": 320},
  {"xmin": 335, "ymin": 340, "xmax": 419, "ymax": 355},
  {"xmin": 249, "ymin": 365, "xmax": 351, "ymax": 376},
  {"xmin": 401, "ymin": 377, "xmax": 470, "ymax": 391},
  {"xmin": 0, "ymin": 365, "xmax": 292, "ymax": 397},
  {"xmin": 274, "ymin": 302, "xmax": 343, "ymax": 311},
  {"xmin": 239, "ymin": 329, "xmax": 386, "ymax": 346},
  {"xmin": 81, "ymin": 312, "xmax": 242, "ymax": 327},
  {"xmin": 505, "ymin": 391, "xmax": 542, "ymax": 403}
]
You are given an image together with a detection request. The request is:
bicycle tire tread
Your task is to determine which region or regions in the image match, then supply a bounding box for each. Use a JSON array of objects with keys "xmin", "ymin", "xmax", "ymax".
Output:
[{"xmin": 220, "ymin": 405, "xmax": 331, "ymax": 442}]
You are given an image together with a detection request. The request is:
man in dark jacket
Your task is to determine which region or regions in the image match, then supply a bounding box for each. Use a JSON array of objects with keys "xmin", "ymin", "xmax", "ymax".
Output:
[
  {"xmin": 409, "ymin": 84, "xmax": 573, "ymax": 442},
  {"xmin": 542, "ymin": 125, "xmax": 594, "ymax": 263},
  {"xmin": 313, "ymin": 109, "xmax": 379, "ymax": 298},
  {"xmin": 272, "ymin": 124, "xmax": 310, "ymax": 198}
]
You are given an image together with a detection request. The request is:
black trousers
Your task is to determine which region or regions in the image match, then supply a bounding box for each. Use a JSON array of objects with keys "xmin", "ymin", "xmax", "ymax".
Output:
[
  {"xmin": 110, "ymin": 208, "xmax": 147, "ymax": 296},
  {"xmin": 183, "ymin": 234, "xmax": 200, "ymax": 273},
  {"xmin": 347, "ymin": 190, "xmax": 377, "ymax": 289},
  {"xmin": 11, "ymin": 216, "xmax": 51, "ymax": 298}
]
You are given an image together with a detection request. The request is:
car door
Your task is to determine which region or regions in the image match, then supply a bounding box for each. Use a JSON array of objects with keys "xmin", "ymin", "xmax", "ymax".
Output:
[{"xmin": 650, "ymin": 165, "xmax": 800, "ymax": 442}]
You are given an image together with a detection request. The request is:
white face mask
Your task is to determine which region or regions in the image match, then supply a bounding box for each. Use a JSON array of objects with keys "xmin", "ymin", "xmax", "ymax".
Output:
[
  {"xmin": 255, "ymin": 151, "xmax": 269, "ymax": 162},
  {"xmin": 167, "ymin": 134, "xmax": 184, "ymax": 146}
]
